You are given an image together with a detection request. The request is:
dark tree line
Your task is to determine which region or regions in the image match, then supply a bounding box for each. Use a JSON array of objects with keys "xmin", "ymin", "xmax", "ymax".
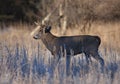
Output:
[
  {"xmin": 0, "ymin": 0, "xmax": 120, "ymax": 23},
  {"xmin": 0, "ymin": 0, "xmax": 41, "ymax": 22}
]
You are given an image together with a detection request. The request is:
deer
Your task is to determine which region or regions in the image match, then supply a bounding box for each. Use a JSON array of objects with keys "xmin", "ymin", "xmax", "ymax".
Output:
[{"xmin": 31, "ymin": 11, "xmax": 104, "ymax": 75}]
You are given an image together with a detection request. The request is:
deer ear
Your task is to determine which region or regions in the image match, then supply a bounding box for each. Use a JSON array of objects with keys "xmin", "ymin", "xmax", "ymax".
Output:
[{"xmin": 45, "ymin": 26, "xmax": 51, "ymax": 33}]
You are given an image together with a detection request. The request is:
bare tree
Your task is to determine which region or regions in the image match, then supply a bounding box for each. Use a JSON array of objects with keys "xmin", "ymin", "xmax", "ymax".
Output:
[{"xmin": 58, "ymin": 1, "xmax": 67, "ymax": 35}]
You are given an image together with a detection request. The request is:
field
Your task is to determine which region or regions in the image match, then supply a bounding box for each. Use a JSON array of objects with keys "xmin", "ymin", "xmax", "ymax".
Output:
[{"xmin": 0, "ymin": 21, "xmax": 120, "ymax": 84}]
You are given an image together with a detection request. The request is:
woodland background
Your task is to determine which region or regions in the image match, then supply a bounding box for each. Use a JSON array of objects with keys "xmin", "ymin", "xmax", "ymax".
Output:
[{"xmin": 0, "ymin": 0, "xmax": 120, "ymax": 24}]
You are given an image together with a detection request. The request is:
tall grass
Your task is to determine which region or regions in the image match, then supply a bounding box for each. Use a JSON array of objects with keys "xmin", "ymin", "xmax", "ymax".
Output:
[{"xmin": 0, "ymin": 22, "xmax": 120, "ymax": 84}]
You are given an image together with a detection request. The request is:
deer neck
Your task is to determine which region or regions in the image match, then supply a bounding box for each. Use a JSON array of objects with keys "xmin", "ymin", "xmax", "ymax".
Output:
[{"xmin": 41, "ymin": 32, "xmax": 56, "ymax": 48}]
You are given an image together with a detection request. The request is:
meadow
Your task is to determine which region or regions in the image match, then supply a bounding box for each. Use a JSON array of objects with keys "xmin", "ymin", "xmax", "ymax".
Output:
[{"xmin": 0, "ymin": 21, "xmax": 120, "ymax": 84}]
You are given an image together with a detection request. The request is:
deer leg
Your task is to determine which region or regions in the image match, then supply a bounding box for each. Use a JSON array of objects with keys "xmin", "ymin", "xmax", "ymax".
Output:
[
  {"xmin": 90, "ymin": 51, "xmax": 104, "ymax": 72},
  {"xmin": 53, "ymin": 55, "xmax": 61, "ymax": 65},
  {"xmin": 51, "ymin": 55, "xmax": 61, "ymax": 72},
  {"xmin": 85, "ymin": 52, "xmax": 92, "ymax": 65},
  {"xmin": 66, "ymin": 55, "xmax": 71, "ymax": 76},
  {"xmin": 94, "ymin": 53, "xmax": 104, "ymax": 67}
]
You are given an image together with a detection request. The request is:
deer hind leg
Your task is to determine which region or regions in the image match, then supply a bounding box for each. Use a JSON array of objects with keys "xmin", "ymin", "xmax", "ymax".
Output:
[{"xmin": 90, "ymin": 50, "xmax": 104, "ymax": 72}]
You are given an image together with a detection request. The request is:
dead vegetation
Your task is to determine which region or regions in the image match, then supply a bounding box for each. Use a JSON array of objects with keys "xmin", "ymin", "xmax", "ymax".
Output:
[{"xmin": 0, "ymin": 22, "xmax": 120, "ymax": 84}]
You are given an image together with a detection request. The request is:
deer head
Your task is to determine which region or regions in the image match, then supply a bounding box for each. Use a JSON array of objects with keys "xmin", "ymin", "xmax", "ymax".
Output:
[
  {"xmin": 33, "ymin": 24, "xmax": 51, "ymax": 39},
  {"xmin": 31, "ymin": 13, "xmax": 52, "ymax": 39}
]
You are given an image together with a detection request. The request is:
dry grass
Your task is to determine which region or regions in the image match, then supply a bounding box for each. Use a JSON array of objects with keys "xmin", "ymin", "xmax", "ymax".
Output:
[{"xmin": 0, "ymin": 22, "xmax": 120, "ymax": 84}]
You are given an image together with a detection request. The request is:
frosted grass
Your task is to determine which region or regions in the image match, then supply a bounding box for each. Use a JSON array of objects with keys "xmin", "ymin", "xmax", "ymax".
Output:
[{"xmin": 0, "ymin": 43, "xmax": 120, "ymax": 84}]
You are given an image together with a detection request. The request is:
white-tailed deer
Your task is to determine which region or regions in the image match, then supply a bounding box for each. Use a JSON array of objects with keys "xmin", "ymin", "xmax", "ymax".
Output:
[{"xmin": 31, "ymin": 13, "xmax": 104, "ymax": 75}]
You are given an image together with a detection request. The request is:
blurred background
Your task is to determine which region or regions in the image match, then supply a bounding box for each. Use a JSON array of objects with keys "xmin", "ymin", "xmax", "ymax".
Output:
[{"xmin": 0, "ymin": 0, "xmax": 120, "ymax": 24}]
